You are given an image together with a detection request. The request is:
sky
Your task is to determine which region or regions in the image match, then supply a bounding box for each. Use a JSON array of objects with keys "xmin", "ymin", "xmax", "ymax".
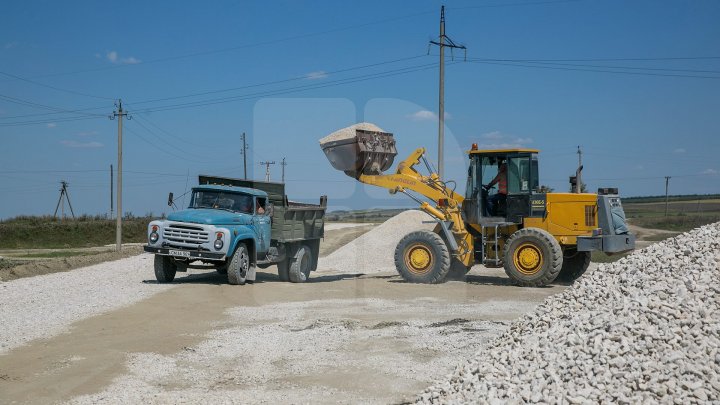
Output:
[{"xmin": 1, "ymin": 0, "xmax": 719, "ymax": 219}]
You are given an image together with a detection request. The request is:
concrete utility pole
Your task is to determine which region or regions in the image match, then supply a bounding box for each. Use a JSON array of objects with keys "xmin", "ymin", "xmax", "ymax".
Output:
[
  {"xmin": 110, "ymin": 164, "xmax": 114, "ymax": 219},
  {"xmin": 241, "ymin": 132, "xmax": 248, "ymax": 179},
  {"xmin": 281, "ymin": 157, "xmax": 287, "ymax": 183},
  {"xmin": 664, "ymin": 176, "xmax": 671, "ymax": 216},
  {"xmin": 110, "ymin": 100, "xmax": 129, "ymax": 252},
  {"xmin": 429, "ymin": 5, "xmax": 466, "ymax": 179},
  {"xmin": 260, "ymin": 161, "xmax": 275, "ymax": 182}
]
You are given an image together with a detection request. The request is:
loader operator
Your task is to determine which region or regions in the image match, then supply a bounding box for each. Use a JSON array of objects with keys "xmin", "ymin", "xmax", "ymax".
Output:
[{"xmin": 484, "ymin": 161, "xmax": 507, "ymax": 216}]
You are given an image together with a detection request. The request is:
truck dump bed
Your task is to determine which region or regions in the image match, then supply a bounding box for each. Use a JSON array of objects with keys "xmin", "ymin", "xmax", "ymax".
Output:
[{"xmin": 198, "ymin": 175, "xmax": 326, "ymax": 243}]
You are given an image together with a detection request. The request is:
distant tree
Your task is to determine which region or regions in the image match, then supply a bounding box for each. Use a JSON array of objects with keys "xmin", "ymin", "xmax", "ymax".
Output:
[{"xmin": 538, "ymin": 185, "xmax": 554, "ymax": 193}]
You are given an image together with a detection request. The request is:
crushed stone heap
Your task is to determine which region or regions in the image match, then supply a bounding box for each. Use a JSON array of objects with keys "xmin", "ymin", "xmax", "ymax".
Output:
[{"xmin": 418, "ymin": 222, "xmax": 720, "ymax": 404}]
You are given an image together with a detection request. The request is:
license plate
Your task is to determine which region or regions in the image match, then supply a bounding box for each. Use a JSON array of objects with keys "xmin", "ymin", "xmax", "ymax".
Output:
[{"xmin": 169, "ymin": 250, "xmax": 190, "ymax": 258}]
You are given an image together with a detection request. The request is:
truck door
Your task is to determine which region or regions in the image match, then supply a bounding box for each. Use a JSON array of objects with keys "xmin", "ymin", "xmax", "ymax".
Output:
[{"xmin": 253, "ymin": 197, "xmax": 271, "ymax": 253}]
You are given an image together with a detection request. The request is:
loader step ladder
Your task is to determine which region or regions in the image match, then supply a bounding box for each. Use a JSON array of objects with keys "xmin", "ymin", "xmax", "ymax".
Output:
[{"xmin": 480, "ymin": 222, "xmax": 514, "ymax": 267}]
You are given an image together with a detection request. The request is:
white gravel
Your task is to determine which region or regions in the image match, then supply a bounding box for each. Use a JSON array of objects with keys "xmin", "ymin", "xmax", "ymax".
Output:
[
  {"xmin": 68, "ymin": 298, "xmax": 516, "ymax": 404},
  {"xmin": 318, "ymin": 122, "xmax": 386, "ymax": 145},
  {"xmin": 318, "ymin": 210, "xmax": 434, "ymax": 274},
  {"xmin": 0, "ymin": 253, "xmax": 171, "ymax": 354},
  {"xmin": 419, "ymin": 222, "xmax": 720, "ymax": 404}
]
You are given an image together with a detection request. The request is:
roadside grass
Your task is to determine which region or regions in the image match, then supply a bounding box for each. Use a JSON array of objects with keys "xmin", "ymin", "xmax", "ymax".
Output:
[
  {"xmin": 591, "ymin": 251, "xmax": 628, "ymax": 263},
  {"xmin": 0, "ymin": 215, "xmax": 156, "ymax": 249},
  {"xmin": 624, "ymin": 198, "xmax": 720, "ymax": 233},
  {"xmin": 6, "ymin": 251, "xmax": 98, "ymax": 259}
]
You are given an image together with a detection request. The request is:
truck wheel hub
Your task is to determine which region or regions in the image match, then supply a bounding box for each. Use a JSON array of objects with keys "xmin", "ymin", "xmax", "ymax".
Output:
[
  {"xmin": 405, "ymin": 244, "xmax": 433, "ymax": 274},
  {"xmin": 514, "ymin": 243, "xmax": 543, "ymax": 275}
]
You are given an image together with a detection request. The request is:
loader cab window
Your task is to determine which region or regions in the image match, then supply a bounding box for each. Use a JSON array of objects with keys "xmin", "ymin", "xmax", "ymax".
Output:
[{"xmin": 507, "ymin": 154, "xmax": 537, "ymax": 194}]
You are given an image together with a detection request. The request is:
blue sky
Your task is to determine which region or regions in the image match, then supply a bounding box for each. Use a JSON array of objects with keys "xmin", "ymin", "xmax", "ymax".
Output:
[{"xmin": 1, "ymin": 0, "xmax": 719, "ymax": 219}]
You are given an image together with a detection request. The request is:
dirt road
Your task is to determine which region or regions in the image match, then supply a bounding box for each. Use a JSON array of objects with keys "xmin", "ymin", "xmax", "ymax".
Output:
[
  {"xmin": 0, "ymin": 265, "xmax": 568, "ymax": 404},
  {"xmin": 3, "ymin": 219, "xmax": 675, "ymax": 403}
]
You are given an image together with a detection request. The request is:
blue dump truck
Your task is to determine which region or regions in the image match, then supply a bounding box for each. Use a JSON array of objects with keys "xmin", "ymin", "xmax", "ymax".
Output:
[{"xmin": 144, "ymin": 175, "xmax": 326, "ymax": 285}]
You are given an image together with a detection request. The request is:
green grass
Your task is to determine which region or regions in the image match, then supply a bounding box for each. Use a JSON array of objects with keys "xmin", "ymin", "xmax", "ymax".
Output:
[
  {"xmin": 591, "ymin": 251, "xmax": 629, "ymax": 263},
  {"xmin": 9, "ymin": 251, "xmax": 98, "ymax": 259},
  {"xmin": 0, "ymin": 215, "xmax": 156, "ymax": 249}
]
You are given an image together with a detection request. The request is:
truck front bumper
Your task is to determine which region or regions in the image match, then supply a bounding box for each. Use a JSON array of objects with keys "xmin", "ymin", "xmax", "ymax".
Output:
[
  {"xmin": 577, "ymin": 233, "xmax": 635, "ymax": 254},
  {"xmin": 143, "ymin": 245, "xmax": 226, "ymax": 261}
]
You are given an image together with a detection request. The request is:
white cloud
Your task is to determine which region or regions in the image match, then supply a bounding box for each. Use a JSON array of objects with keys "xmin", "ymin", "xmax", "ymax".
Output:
[
  {"xmin": 46, "ymin": 123, "xmax": 57, "ymax": 128},
  {"xmin": 407, "ymin": 110, "xmax": 451, "ymax": 121},
  {"xmin": 477, "ymin": 131, "xmax": 532, "ymax": 149},
  {"xmin": 673, "ymin": 148, "xmax": 686, "ymax": 153},
  {"xmin": 4, "ymin": 42, "xmax": 18, "ymax": 49},
  {"xmin": 77, "ymin": 130, "xmax": 99, "ymax": 137},
  {"xmin": 61, "ymin": 140, "xmax": 103, "ymax": 148},
  {"xmin": 105, "ymin": 50, "xmax": 141, "ymax": 65},
  {"xmin": 701, "ymin": 168, "xmax": 718, "ymax": 175},
  {"xmin": 305, "ymin": 71, "xmax": 328, "ymax": 80}
]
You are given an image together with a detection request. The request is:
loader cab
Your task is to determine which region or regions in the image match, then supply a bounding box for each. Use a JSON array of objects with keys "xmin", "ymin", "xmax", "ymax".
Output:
[{"xmin": 464, "ymin": 147, "xmax": 540, "ymax": 224}]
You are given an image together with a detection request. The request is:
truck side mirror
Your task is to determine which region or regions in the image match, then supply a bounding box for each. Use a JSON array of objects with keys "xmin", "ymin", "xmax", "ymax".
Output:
[
  {"xmin": 266, "ymin": 203, "xmax": 274, "ymax": 217},
  {"xmin": 168, "ymin": 192, "xmax": 174, "ymax": 207}
]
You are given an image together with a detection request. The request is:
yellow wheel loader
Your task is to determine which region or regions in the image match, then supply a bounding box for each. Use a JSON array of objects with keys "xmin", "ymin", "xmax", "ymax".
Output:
[{"xmin": 320, "ymin": 127, "xmax": 635, "ymax": 286}]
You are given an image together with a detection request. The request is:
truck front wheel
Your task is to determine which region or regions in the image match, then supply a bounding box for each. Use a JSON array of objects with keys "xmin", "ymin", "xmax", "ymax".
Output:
[
  {"xmin": 288, "ymin": 245, "xmax": 312, "ymax": 283},
  {"xmin": 227, "ymin": 243, "xmax": 250, "ymax": 285},
  {"xmin": 154, "ymin": 255, "xmax": 177, "ymax": 283}
]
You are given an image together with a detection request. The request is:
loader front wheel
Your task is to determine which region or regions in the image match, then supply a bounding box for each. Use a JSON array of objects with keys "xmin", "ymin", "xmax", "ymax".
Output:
[
  {"xmin": 503, "ymin": 228, "xmax": 562, "ymax": 287},
  {"xmin": 394, "ymin": 231, "xmax": 450, "ymax": 284},
  {"xmin": 556, "ymin": 249, "xmax": 591, "ymax": 283}
]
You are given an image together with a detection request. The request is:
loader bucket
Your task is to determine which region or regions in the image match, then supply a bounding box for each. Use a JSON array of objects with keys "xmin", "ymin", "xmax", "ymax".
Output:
[{"xmin": 320, "ymin": 129, "xmax": 397, "ymax": 178}]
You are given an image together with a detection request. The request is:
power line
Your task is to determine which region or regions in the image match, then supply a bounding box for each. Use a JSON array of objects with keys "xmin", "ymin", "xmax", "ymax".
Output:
[
  {"xmin": 0, "ymin": 70, "xmax": 114, "ymax": 100},
  {"xmin": 467, "ymin": 60, "xmax": 720, "ymax": 80}
]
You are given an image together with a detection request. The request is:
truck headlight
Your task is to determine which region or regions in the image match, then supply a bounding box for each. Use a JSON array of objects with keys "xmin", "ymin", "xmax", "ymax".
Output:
[
  {"xmin": 214, "ymin": 232, "xmax": 224, "ymax": 250},
  {"xmin": 149, "ymin": 225, "xmax": 159, "ymax": 243}
]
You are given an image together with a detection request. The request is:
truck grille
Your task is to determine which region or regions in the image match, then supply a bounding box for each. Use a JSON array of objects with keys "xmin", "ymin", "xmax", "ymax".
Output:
[{"xmin": 164, "ymin": 224, "xmax": 209, "ymax": 245}]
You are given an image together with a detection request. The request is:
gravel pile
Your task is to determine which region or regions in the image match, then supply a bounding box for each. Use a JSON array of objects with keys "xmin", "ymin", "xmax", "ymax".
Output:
[
  {"xmin": 419, "ymin": 222, "xmax": 720, "ymax": 404},
  {"xmin": 318, "ymin": 122, "xmax": 386, "ymax": 145},
  {"xmin": 0, "ymin": 253, "xmax": 171, "ymax": 354},
  {"xmin": 318, "ymin": 210, "xmax": 434, "ymax": 274}
]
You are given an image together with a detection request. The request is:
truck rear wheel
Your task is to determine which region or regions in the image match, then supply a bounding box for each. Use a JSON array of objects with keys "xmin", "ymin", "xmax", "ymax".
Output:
[
  {"xmin": 394, "ymin": 231, "xmax": 450, "ymax": 284},
  {"xmin": 227, "ymin": 243, "xmax": 250, "ymax": 285},
  {"xmin": 154, "ymin": 255, "xmax": 177, "ymax": 283},
  {"xmin": 277, "ymin": 259, "xmax": 290, "ymax": 282},
  {"xmin": 556, "ymin": 249, "xmax": 591, "ymax": 282},
  {"xmin": 288, "ymin": 245, "xmax": 312, "ymax": 283},
  {"xmin": 503, "ymin": 228, "xmax": 562, "ymax": 287}
]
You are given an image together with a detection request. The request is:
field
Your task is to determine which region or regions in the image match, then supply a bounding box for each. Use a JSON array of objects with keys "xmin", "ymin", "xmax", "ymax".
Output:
[{"xmin": 623, "ymin": 198, "xmax": 720, "ymax": 232}]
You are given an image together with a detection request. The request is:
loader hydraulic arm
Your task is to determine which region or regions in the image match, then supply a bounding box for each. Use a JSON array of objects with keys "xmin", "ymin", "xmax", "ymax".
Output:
[{"xmin": 357, "ymin": 148, "xmax": 473, "ymax": 266}]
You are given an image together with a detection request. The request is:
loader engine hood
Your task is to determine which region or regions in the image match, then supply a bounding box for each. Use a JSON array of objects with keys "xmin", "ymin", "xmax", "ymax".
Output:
[{"xmin": 167, "ymin": 209, "xmax": 251, "ymax": 225}]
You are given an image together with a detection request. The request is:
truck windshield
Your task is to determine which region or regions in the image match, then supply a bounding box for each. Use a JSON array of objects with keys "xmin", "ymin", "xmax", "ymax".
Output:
[{"xmin": 189, "ymin": 190, "xmax": 253, "ymax": 214}]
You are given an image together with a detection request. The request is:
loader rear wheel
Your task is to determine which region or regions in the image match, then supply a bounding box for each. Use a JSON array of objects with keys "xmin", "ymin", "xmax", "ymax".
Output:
[
  {"xmin": 556, "ymin": 249, "xmax": 591, "ymax": 282},
  {"xmin": 503, "ymin": 228, "xmax": 562, "ymax": 287},
  {"xmin": 154, "ymin": 255, "xmax": 177, "ymax": 283},
  {"xmin": 394, "ymin": 231, "xmax": 450, "ymax": 284}
]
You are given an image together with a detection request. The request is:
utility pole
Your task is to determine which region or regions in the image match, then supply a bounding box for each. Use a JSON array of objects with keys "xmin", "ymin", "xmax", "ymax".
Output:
[
  {"xmin": 281, "ymin": 157, "xmax": 287, "ymax": 183},
  {"xmin": 110, "ymin": 164, "xmax": 114, "ymax": 219},
  {"xmin": 429, "ymin": 5, "xmax": 466, "ymax": 179},
  {"xmin": 259, "ymin": 161, "xmax": 275, "ymax": 182},
  {"xmin": 664, "ymin": 176, "xmax": 671, "ymax": 216},
  {"xmin": 241, "ymin": 132, "xmax": 248, "ymax": 179},
  {"xmin": 53, "ymin": 181, "xmax": 75, "ymax": 220},
  {"xmin": 110, "ymin": 99, "xmax": 129, "ymax": 252}
]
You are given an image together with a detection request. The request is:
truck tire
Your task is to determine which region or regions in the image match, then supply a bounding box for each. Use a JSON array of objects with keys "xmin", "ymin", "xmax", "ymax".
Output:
[
  {"xmin": 288, "ymin": 245, "xmax": 312, "ymax": 283},
  {"xmin": 227, "ymin": 243, "xmax": 250, "ymax": 285},
  {"xmin": 503, "ymin": 228, "xmax": 562, "ymax": 287},
  {"xmin": 394, "ymin": 231, "xmax": 450, "ymax": 284},
  {"xmin": 154, "ymin": 255, "xmax": 177, "ymax": 283},
  {"xmin": 556, "ymin": 249, "xmax": 591, "ymax": 283},
  {"xmin": 277, "ymin": 259, "xmax": 290, "ymax": 282}
]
